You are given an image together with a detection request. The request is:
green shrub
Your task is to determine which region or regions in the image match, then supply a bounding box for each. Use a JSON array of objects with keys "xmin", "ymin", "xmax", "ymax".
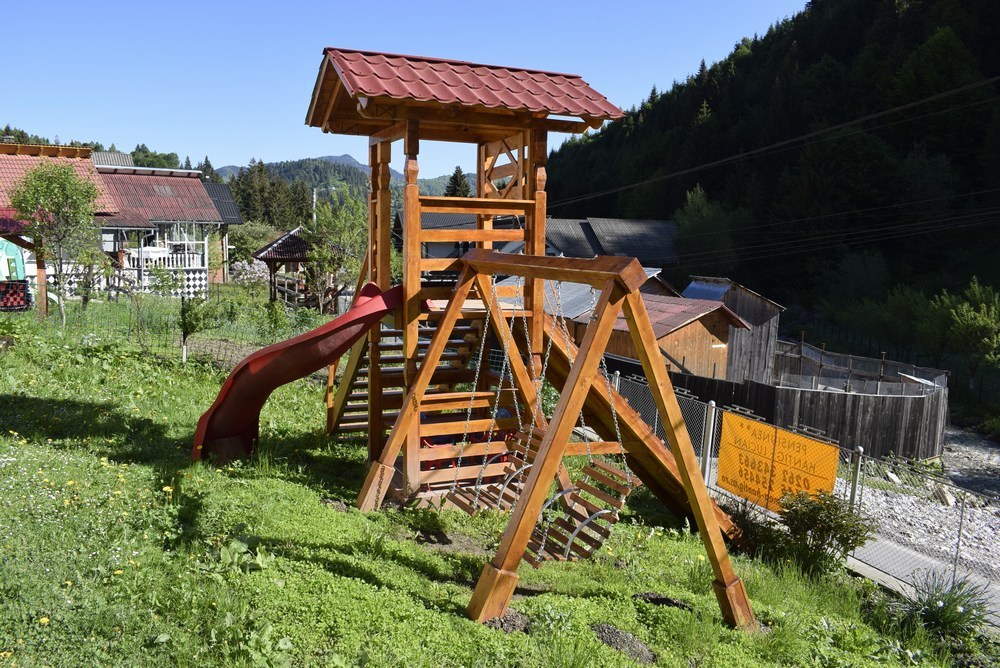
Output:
[
  {"xmin": 896, "ymin": 571, "xmax": 990, "ymax": 641},
  {"xmin": 778, "ymin": 491, "xmax": 877, "ymax": 576}
]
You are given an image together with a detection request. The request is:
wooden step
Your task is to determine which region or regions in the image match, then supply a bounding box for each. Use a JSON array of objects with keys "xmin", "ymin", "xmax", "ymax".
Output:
[{"xmin": 380, "ymin": 325, "xmax": 479, "ymax": 338}]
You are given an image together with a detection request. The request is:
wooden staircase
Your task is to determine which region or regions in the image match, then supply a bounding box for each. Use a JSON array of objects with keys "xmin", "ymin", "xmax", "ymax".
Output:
[{"xmin": 327, "ymin": 322, "xmax": 483, "ymax": 437}]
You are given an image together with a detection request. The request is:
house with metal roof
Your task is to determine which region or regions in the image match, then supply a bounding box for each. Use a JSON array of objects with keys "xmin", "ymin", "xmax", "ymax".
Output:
[
  {"xmin": 682, "ymin": 277, "xmax": 784, "ymax": 383},
  {"xmin": 96, "ymin": 160, "xmax": 223, "ymax": 297},
  {"xmin": 2, "ymin": 145, "xmax": 231, "ymax": 303},
  {"xmin": 570, "ymin": 293, "xmax": 750, "ymax": 378}
]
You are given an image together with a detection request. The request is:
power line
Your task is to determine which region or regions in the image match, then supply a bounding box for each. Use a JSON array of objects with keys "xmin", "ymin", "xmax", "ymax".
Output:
[
  {"xmin": 548, "ymin": 75, "xmax": 1000, "ymax": 210},
  {"xmin": 649, "ymin": 208, "xmax": 1000, "ymax": 268}
]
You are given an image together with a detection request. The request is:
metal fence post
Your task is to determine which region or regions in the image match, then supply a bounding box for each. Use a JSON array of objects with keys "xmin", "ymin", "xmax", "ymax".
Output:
[
  {"xmin": 849, "ymin": 446, "xmax": 864, "ymax": 511},
  {"xmin": 613, "ymin": 370, "xmax": 620, "ymax": 392},
  {"xmin": 952, "ymin": 493, "xmax": 967, "ymax": 586},
  {"xmin": 701, "ymin": 401, "xmax": 716, "ymax": 482}
]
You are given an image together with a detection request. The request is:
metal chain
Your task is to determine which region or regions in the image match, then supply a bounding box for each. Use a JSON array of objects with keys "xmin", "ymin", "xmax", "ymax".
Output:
[
  {"xmin": 447, "ymin": 277, "xmax": 496, "ymax": 498},
  {"xmin": 470, "ymin": 278, "xmax": 518, "ymax": 510}
]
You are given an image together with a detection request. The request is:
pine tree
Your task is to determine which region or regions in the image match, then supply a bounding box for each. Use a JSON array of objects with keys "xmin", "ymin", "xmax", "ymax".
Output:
[
  {"xmin": 183, "ymin": 155, "xmax": 192, "ymax": 170},
  {"xmin": 444, "ymin": 165, "xmax": 472, "ymax": 197}
]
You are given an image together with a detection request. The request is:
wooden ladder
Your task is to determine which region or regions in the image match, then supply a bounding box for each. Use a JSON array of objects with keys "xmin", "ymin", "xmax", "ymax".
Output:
[{"xmin": 326, "ymin": 322, "xmax": 482, "ymax": 437}]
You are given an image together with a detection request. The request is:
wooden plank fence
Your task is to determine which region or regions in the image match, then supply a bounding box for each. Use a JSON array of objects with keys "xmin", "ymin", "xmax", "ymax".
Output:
[{"xmin": 669, "ymin": 373, "xmax": 947, "ymax": 461}]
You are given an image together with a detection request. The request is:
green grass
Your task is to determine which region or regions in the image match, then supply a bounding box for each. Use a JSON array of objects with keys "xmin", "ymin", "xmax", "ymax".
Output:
[{"xmin": 0, "ymin": 317, "xmax": 967, "ymax": 667}]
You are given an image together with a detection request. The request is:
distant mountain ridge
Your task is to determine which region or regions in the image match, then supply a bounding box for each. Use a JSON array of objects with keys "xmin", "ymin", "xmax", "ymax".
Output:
[{"xmin": 218, "ymin": 155, "xmax": 474, "ymax": 198}]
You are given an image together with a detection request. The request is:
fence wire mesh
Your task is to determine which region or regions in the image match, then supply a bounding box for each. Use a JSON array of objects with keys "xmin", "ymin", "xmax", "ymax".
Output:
[{"xmin": 617, "ymin": 369, "xmax": 999, "ymax": 627}]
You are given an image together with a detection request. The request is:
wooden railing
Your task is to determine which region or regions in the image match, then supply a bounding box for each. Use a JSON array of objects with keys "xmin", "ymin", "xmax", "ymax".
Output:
[{"xmin": 126, "ymin": 251, "xmax": 206, "ymax": 270}]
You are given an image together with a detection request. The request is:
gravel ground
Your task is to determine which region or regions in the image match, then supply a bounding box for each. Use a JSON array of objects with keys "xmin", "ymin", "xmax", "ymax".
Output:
[
  {"xmin": 853, "ymin": 426, "xmax": 1000, "ymax": 582},
  {"xmin": 941, "ymin": 426, "xmax": 1000, "ymax": 498}
]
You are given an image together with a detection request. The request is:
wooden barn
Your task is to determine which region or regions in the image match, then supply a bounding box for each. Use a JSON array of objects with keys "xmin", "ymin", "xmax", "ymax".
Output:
[
  {"xmin": 571, "ymin": 293, "xmax": 749, "ymax": 378},
  {"xmin": 682, "ymin": 277, "xmax": 783, "ymax": 383}
]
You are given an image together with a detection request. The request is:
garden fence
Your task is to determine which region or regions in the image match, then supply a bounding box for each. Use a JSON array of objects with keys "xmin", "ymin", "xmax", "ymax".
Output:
[{"xmin": 615, "ymin": 373, "xmax": 999, "ymax": 628}]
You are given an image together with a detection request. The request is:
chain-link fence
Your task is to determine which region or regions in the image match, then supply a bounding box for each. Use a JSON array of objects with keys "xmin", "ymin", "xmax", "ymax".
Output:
[
  {"xmin": 6, "ymin": 287, "xmax": 333, "ymax": 371},
  {"xmin": 616, "ymin": 372, "xmax": 999, "ymax": 627}
]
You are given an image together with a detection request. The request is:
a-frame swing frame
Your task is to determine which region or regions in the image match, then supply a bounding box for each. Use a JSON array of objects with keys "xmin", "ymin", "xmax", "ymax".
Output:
[{"xmin": 356, "ymin": 249, "xmax": 756, "ymax": 631}]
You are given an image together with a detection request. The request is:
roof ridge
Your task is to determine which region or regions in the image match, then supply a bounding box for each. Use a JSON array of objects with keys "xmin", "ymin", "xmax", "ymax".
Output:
[{"xmin": 326, "ymin": 47, "xmax": 583, "ymax": 80}]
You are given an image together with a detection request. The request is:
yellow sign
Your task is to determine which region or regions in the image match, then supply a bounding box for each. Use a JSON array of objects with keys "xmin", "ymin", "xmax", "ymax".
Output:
[{"xmin": 716, "ymin": 412, "xmax": 839, "ymax": 511}]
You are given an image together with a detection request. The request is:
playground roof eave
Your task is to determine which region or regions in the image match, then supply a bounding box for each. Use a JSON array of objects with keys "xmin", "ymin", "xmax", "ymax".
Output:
[{"xmin": 306, "ymin": 47, "xmax": 624, "ymax": 140}]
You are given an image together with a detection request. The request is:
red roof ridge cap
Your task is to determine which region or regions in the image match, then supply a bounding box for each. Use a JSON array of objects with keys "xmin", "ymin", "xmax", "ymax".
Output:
[{"xmin": 324, "ymin": 46, "xmax": 586, "ymax": 81}]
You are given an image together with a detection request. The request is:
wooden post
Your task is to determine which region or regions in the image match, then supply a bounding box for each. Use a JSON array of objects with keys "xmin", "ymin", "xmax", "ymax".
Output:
[
  {"xmin": 525, "ymin": 130, "xmax": 547, "ymax": 376},
  {"xmin": 35, "ymin": 250, "xmax": 48, "ymax": 318},
  {"xmin": 467, "ymin": 279, "xmax": 624, "ymax": 622},
  {"xmin": 367, "ymin": 144, "xmax": 384, "ymax": 464},
  {"xmin": 375, "ymin": 141, "xmax": 392, "ymax": 289},
  {"xmin": 622, "ymin": 291, "xmax": 756, "ymax": 631},
  {"xmin": 401, "ymin": 121, "xmax": 421, "ymax": 493}
]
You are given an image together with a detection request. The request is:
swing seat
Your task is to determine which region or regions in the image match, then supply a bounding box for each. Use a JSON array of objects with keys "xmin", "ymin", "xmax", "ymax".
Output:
[
  {"xmin": 523, "ymin": 458, "xmax": 637, "ymax": 568},
  {"xmin": 445, "ymin": 427, "xmax": 544, "ymax": 515}
]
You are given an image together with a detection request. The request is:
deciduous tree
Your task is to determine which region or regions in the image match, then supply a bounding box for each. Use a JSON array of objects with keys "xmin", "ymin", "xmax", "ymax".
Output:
[{"xmin": 10, "ymin": 161, "xmax": 103, "ymax": 326}]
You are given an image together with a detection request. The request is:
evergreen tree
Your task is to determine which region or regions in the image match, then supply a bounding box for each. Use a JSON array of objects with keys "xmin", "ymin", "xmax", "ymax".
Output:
[
  {"xmin": 196, "ymin": 155, "xmax": 223, "ymax": 183},
  {"xmin": 183, "ymin": 155, "xmax": 192, "ymax": 170},
  {"xmin": 444, "ymin": 166, "xmax": 472, "ymax": 197}
]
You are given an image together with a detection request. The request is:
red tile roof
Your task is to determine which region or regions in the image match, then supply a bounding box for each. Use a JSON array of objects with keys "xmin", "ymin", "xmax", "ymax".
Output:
[
  {"xmin": 0, "ymin": 153, "xmax": 118, "ymax": 223},
  {"xmin": 574, "ymin": 294, "xmax": 750, "ymax": 339},
  {"xmin": 98, "ymin": 171, "xmax": 221, "ymax": 227},
  {"xmin": 325, "ymin": 48, "xmax": 624, "ymax": 120}
]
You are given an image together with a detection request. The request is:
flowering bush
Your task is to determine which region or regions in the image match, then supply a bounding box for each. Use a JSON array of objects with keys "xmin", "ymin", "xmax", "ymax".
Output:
[{"xmin": 230, "ymin": 260, "xmax": 269, "ymax": 289}]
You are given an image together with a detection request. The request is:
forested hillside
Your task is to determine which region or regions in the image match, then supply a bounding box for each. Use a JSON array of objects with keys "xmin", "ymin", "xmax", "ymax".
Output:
[{"xmin": 547, "ymin": 0, "xmax": 1000, "ymax": 317}]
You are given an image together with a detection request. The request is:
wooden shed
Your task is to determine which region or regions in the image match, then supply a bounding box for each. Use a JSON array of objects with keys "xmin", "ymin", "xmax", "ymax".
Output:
[
  {"xmin": 571, "ymin": 294, "xmax": 749, "ymax": 378},
  {"xmin": 683, "ymin": 277, "xmax": 783, "ymax": 383}
]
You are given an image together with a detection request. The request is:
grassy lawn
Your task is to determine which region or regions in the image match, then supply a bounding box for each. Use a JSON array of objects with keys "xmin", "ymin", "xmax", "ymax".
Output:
[{"xmin": 0, "ymin": 318, "xmax": 961, "ymax": 667}]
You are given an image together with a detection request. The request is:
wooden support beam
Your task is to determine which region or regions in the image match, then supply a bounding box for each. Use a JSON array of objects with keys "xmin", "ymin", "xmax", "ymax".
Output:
[
  {"xmin": 467, "ymin": 279, "xmax": 624, "ymax": 622},
  {"xmin": 418, "ymin": 196, "xmax": 534, "ymax": 215},
  {"xmin": 421, "ymin": 229, "xmax": 524, "ymax": 243},
  {"xmin": 320, "ymin": 77, "xmax": 343, "ymax": 132},
  {"xmin": 622, "ymin": 291, "xmax": 756, "ymax": 631},
  {"xmin": 369, "ymin": 121, "xmax": 407, "ymax": 146},
  {"xmin": 462, "ymin": 249, "xmax": 648, "ymax": 293},
  {"xmin": 356, "ymin": 265, "xmax": 474, "ymax": 511}
]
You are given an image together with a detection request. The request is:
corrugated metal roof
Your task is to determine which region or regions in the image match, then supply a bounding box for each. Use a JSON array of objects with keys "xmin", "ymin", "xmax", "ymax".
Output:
[
  {"xmin": 253, "ymin": 227, "xmax": 311, "ymax": 263},
  {"xmin": 544, "ymin": 217, "xmax": 677, "ymax": 267},
  {"xmin": 98, "ymin": 171, "xmax": 221, "ymax": 226},
  {"xmin": 545, "ymin": 218, "xmax": 601, "ymax": 258},
  {"xmin": 203, "ymin": 182, "xmax": 244, "ymax": 226},
  {"xmin": 0, "ymin": 152, "xmax": 117, "ymax": 213},
  {"xmin": 682, "ymin": 278, "xmax": 731, "ymax": 301},
  {"xmin": 325, "ymin": 48, "xmax": 624, "ymax": 121},
  {"xmin": 588, "ymin": 218, "xmax": 678, "ymax": 265},
  {"xmin": 92, "ymin": 151, "xmax": 135, "ymax": 167},
  {"xmin": 497, "ymin": 268, "xmax": 662, "ymax": 320},
  {"xmin": 683, "ymin": 276, "xmax": 785, "ymax": 312}
]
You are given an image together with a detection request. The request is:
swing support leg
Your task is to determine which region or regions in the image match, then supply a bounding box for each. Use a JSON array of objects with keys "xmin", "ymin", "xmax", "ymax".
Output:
[
  {"xmin": 468, "ymin": 279, "xmax": 625, "ymax": 622},
  {"xmin": 622, "ymin": 291, "xmax": 756, "ymax": 631}
]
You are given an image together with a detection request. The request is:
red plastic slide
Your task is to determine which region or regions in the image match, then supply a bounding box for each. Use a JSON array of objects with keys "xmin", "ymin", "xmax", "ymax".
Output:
[{"xmin": 193, "ymin": 283, "xmax": 402, "ymax": 463}]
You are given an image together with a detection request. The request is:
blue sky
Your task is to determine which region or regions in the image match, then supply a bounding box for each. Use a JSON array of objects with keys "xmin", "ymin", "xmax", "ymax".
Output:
[{"xmin": 5, "ymin": 1, "xmax": 806, "ymax": 178}]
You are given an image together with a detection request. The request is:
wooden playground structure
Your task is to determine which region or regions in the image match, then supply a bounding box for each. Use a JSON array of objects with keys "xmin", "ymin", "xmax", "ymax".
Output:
[{"xmin": 306, "ymin": 48, "xmax": 756, "ymax": 628}]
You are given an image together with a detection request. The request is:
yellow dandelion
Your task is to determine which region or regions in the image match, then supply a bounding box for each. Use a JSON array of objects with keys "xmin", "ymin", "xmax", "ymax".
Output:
[
  {"xmin": 66, "ymin": 480, "xmax": 75, "ymax": 486},
  {"xmin": 63, "ymin": 499, "xmax": 70, "ymax": 507},
  {"xmin": 162, "ymin": 486, "xmax": 174, "ymax": 493},
  {"xmin": 113, "ymin": 569, "xmax": 123, "ymax": 575},
  {"xmin": 64, "ymin": 580, "xmax": 73, "ymax": 587},
  {"xmin": 38, "ymin": 616, "xmax": 50, "ymax": 625}
]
